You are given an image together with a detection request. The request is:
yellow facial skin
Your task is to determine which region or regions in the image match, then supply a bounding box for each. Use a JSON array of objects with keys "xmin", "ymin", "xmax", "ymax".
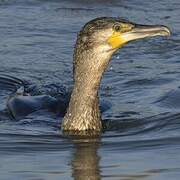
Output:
[
  {"xmin": 108, "ymin": 23, "xmax": 134, "ymax": 49},
  {"xmin": 108, "ymin": 31, "xmax": 127, "ymax": 49}
]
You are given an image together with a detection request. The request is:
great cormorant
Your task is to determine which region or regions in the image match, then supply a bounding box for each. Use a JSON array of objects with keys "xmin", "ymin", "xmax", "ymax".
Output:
[{"xmin": 1, "ymin": 17, "xmax": 170, "ymax": 135}]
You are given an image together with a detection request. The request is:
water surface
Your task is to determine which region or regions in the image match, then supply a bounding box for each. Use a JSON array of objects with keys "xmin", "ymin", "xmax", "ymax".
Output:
[{"xmin": 0, "ymin": 0, "xmax": 180, "ymax": 179}]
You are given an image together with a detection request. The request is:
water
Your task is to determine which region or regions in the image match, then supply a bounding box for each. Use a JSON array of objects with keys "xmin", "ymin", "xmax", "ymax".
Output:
[{"xmin": 0, "ymin": 0, "xmax": 180, "ymax": 179}]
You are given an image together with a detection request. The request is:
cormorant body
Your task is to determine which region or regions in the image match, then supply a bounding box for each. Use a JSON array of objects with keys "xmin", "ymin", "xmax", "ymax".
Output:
[{"xmin": 1, "ymin": 17, "xmax": 170, "ymax": 135}]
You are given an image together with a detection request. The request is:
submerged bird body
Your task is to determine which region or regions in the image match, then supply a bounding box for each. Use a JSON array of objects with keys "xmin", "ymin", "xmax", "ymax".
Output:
[
  {"xmin": 2, "ymin": 17, "xmax": 170, "ymax": 135},
  {"xmin": 1, "ymin": 76, "xmax": 68, "ymax": 118},
  {"xmin": 8, "ymin": 94, "xmax": 57, "ymax": 118}
]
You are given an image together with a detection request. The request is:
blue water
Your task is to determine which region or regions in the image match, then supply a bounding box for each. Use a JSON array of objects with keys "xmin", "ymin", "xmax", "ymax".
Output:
[{"xmin": 0, "ymin": 0, "xmax": 180, "ymax": 179}]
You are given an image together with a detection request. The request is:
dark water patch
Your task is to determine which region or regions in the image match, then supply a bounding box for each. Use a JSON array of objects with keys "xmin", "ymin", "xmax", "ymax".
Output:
[
  {"xmin": 102, "ymin": 137, "xmax": 180, "ymax": 152},
  {"xmin": 0, "ymin": 0, "xmax": 43, "ymax": 7},
  {"xmin": 54, "ymin": 7, "xmax": 113, "ymax": 18},
  {"xmin": 104, "ymin": 112, "xmax": 180, "ymax": 136},
  {"xmin": 123, "ymin": 77, "xmax": 173, "ymax": 87},
  {"xmin": 155, "ymin": 89, "xmax": 180, "ymax": 109}
]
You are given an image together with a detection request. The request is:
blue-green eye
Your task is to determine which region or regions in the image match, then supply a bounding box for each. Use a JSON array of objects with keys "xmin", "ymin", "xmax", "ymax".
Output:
[{"xmin": 113, "ymin": 24, "xmax": 122, "ymax": 32}]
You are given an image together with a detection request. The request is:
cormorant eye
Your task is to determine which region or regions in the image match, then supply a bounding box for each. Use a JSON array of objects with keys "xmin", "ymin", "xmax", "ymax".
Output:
[{"xmin": 113, "ymin": 24, "xmax": 122, "ymax": 32}]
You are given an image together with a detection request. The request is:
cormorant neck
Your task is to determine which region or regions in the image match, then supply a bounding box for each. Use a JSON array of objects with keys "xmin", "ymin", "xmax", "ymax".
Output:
[{"xmin": 62, "ymin": 44, "xmax": 113, "ymax": 132}]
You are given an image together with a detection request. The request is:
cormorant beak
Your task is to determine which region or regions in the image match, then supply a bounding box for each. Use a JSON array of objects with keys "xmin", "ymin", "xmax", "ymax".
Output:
[
  {"xmin": 123, "ymin": 24, "xmax": 171, "ymax": 42},
  {"xmin": 108, "ymin": 23, "xmax": 171, "ymax": 49}
]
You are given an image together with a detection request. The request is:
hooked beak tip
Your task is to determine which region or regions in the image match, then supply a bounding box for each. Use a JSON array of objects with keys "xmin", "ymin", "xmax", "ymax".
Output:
[{"xmin": 159, "ymin": 26, "xmax": 171, "ymax": 36}]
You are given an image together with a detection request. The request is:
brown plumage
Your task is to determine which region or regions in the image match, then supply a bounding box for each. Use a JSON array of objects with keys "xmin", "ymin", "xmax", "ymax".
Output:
[{"xmin": 62, "ymin": 17, "xmax": 170, "ymax": 135}]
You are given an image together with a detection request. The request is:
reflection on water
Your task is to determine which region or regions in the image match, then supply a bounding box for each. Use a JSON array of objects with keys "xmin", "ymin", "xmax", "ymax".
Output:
[
  {"xmin": 0, "ymin": 0, "xmax": 180, "ymax": 179},
  {"xmin": 71, "ymin": 138, "xmax": 101, "ymax": 180}
]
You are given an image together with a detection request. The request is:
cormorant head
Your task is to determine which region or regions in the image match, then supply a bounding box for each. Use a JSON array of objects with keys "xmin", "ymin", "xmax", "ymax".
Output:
[{"xmin": 77, "ymin": 17, "xmax": 170, "ymax": 53}]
